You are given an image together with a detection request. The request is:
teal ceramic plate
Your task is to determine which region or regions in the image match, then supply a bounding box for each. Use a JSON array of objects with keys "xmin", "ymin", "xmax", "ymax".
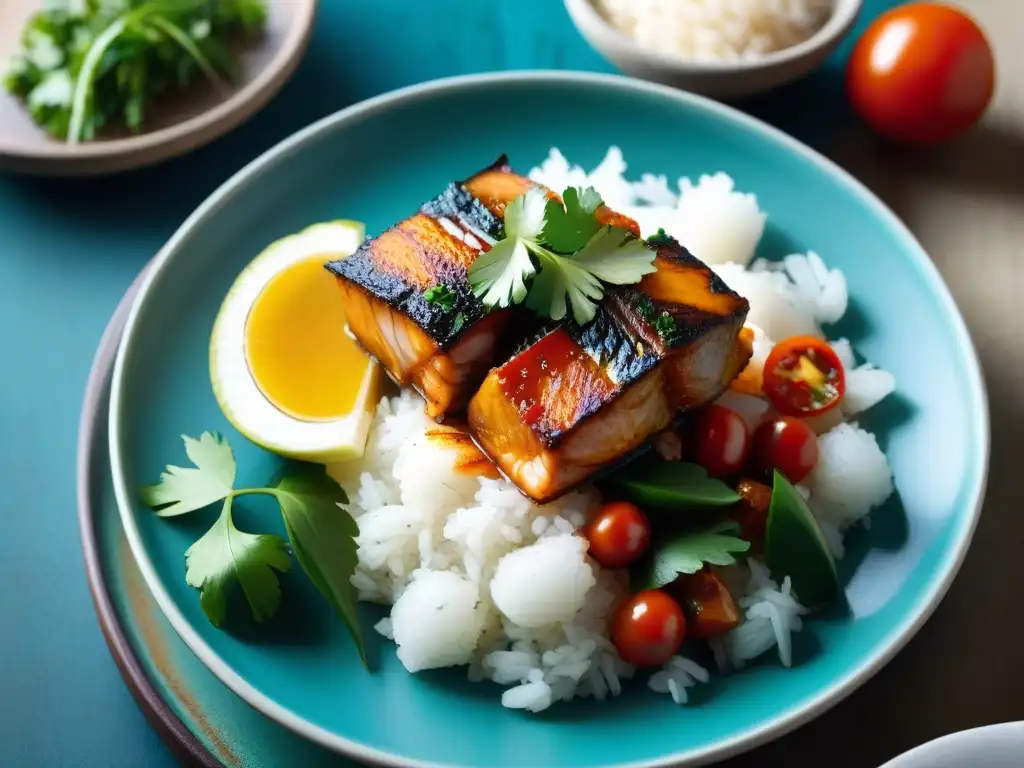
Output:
[
  {"xmin": 78, "ymin": 265, "xmax": 363, "ymax": 768},
  {"xmin": 107, "ymin": 72, "xmax": 989, "ymax": 768}
]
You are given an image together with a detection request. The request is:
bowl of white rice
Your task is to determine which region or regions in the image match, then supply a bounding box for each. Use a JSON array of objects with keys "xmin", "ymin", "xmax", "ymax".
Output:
[{"xmin": 564, "ymin": 0, "xmax": 862, "ymax": 98}]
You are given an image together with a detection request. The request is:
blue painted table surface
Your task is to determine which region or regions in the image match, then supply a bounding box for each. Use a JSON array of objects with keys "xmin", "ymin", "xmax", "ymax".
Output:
[{"xmin": 1, "ymin": 1, "xmax": 953, "ymax": 766}]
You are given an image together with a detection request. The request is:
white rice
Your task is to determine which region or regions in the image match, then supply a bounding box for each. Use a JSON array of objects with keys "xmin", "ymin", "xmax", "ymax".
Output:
[
  {"xmin": 593, "ymin": 0, "xmax": 833, "ymax": 63},
  {"xmin": 326, "ymin": 146, "xmax": 897, "ymax": 712}
]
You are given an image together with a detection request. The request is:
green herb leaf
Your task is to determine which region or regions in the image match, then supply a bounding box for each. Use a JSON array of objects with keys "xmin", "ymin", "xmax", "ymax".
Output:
[
  {"xmin": 526, "ymin": 248, "xmax": 604, "ymax": 324},
  {"xmin": 273, "ymin": 465, "xmax": 367, "ymax": 666},
  {"xmin": 633, "ymin": 521, "xmax": 750, "ymax": 590},
  {"xmin": 4, "ymin": 0, "xmax": 268, "ymax": 141},
  {"xmin": 452, "ymin": 311, "xmax": 467, "ymax": 332},
  {"xmin": 654, "ymin": 311, "xmax": 681, "ymax": 344},
  {"xmin": 423, "ymin": 283, "xmax": 456, "ymax": 312},
  {"xmin": 541, "ymin": 186, "xmax": 603, "ymax": 253},
  {"xmin": 636, "ymin": 295, "xmax": 656, "ymax": 321},
  {"xmin": 468, "ymin": 235, "xmax": 536, "ymax": 309},
  {"xmin": 184, "ymin": 496, "xmax": 292, "ymax": 627},
  {"xmin": 647, "ymin": 227, "xmax": 674, "ymax": 247},
  {"xmin": 139, "ymin": 432, "xmax": 236, "ymax": 517},
  {"xmin": 572, "ymin": 227, "xmax": 657, "ymax": 284},
  {"xmin": 764, "ymin": 471, "xmax": 838, "ymax": 609},
  {"xmin": 609, "ymin": 458, "xmax": 741, "ymax": 511}
]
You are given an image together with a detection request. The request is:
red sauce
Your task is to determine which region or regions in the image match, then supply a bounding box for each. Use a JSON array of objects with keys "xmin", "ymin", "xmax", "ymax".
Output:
[{"xmin": 497, "ymin": 329, "xmax": 581, "ymax": 427}]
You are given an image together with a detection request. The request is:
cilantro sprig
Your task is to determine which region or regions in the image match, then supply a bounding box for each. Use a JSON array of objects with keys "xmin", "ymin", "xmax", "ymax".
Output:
[
  {"xmin": 467, "ymin": 186, "xmax": 656, "ymax": 325},
  {"xmin": 140, "ymin": 432, "xmax": 366, "ymax": 665},
  {"xmin": 3, "ymin": 0, "xmax": 267, "ymax": 143},
  {"xmin": 632, "ymin": 521, "xmax": 751, "ymax": 591}
]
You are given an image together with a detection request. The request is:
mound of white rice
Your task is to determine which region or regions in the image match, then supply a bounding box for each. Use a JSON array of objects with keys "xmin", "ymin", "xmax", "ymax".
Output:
[
  {"xmin": 593, "ymin": 0, "xmax": 833, "ymax": 63},
  {"xmin": 327, "ymin": 147, "xmax": 896, "ymax": 713}
]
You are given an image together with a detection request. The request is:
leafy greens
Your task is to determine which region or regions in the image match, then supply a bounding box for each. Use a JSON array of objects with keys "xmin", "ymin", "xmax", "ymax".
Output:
[
  {"xmin": 467, "ymin": 185, "xmax": 656, "ymax": 325},
  {"xmin": 3, "ymin": 0, "xmax": 267, "ymax": 143},
  {"xmin": 140, "ymin": 432, "xmax": 366, "ymax": 664}
]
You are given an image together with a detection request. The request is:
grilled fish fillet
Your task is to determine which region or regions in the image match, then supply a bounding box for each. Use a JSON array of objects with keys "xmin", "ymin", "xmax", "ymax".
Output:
[
  {"xmin": 468, "ymin": 237, "xmax": 751, "ymax": 503},
  {"xmin": 326, "ymin": 157, "xmax": 536, "ymax": 421}
]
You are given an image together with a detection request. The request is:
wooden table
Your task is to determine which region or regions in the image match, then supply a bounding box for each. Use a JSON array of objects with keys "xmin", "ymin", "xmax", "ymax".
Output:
[{"xmin": 0, "ymin": 1, "xmax": 1019, "ymax": 766}]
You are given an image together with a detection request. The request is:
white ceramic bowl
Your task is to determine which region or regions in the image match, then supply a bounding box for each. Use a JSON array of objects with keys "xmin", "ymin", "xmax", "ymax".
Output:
[{"xmin": 564, "ymin": 0, "xmax": 862, "ymax": 99}]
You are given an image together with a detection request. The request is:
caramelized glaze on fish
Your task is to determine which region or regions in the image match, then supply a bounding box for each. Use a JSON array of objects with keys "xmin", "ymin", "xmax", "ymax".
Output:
[
  {"xmin": 468, "ymin": 235, "xmax": 751, "ymax": 503},
  {"xmin": 326, "ymin": 157, "xmax": 537, "ymax": 420}
]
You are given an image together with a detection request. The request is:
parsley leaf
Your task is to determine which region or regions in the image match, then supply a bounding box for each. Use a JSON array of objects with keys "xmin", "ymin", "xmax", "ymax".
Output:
[
  {"xmin": 633, "ymin": 522, "xmax": 751, "ymax": 591},
  {"xmin": 139, "ymin": 432, "xmax": 236, "ymax": 517},
  {"xmin": 423, "ymin": 284, "xmax": 456, "ymax": 312},
  {"xmin": 184, "ymin": 495, "xmax": 291, "ymax": 627},
  {"xmin": 542, "ymin": 186, "xmax": 603, "ymax": 253},
  {"xmin": 275, "ymin": 465, "xmax": 366, "ymax": 665},
  {"xmin": 636, "ymin": 295, "xmax": 656, "ymax": 321}
]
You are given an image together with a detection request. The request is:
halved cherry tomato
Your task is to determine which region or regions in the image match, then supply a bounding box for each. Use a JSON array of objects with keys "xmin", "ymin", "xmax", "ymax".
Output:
[
  {"xmin": 730, "ymin": 477, "xmax": 773, "ymax": 547},
  {"xmin": 751, "ymin": 417, "xmax": 820, "ymax": 484},
  {"xmin": 694, "ymin": 404, "xmax": 751, "ymax": 478},
  {"xmin": 762, "ymin": 336, "xmax": 845, "ymax": 418},
  {"xmin": 583, "ymin": 501, "xmax": 652, "ymax": 569},
  {"xmin": 846, "ymin": 3, "xmax": 995, "ymax": 145},
  {"xmin": 668, "ymin": 569, "xmax": 741, "ymax": 639},
  {"xmin": 610, "ymin": 590, "xmax": 687, "ymax": 667}
]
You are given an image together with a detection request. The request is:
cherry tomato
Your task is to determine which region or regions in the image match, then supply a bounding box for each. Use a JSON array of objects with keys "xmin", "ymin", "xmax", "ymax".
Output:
[
  {"xmin": 730, "ymin": 477, "xmax": 774, "ymax": 547},
  {"xmin": 751, "ymin": 417, "xmax": 820, "ymax": 484},
  {"xmin": 668, "ymin": 569, "xmax": 741, "ymax": 639},
  {"xmin": 610, "ymin": 590, "xmax": 687, "ymax": 667},
  {"xmin": 583, "ymin": 502, "xmax": 652, "ymax": 569},
  {"xmin": 694, "ymin": 404, "xmax": 751, "ymax": 478},
  {"xmin": 762, "ymin": 336, "xmax": 845, "ymax": 418},
  {"xmin": 846, "ymin": 3, "xmax": 995, "ymax": 144}
]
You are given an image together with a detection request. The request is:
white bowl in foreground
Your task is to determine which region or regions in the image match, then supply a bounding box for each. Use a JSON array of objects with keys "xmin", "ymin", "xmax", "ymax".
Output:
[
  {"xmin": 564, "ymin": 0, "xmax": 862, "ymax": 99},
  {"xmin": 879, "ymin": 722, "xmax": 1024, "ymax": 768}
]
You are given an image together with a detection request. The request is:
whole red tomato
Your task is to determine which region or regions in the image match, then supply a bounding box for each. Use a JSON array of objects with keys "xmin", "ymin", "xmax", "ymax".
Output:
[{"xmin": 846, "ymin": 3, "xmax": 995, "ymax": 144}]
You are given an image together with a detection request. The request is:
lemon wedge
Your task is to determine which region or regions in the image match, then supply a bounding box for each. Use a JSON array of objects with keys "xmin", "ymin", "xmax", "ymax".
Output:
[{"xmin": 209, "ymin": 221, "xmax": 381, "ymax": 463}]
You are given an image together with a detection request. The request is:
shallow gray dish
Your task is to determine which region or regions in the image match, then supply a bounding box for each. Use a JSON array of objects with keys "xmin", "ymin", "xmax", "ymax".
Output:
[{"xmin": 0, "ymin": 0, "xmax": 317, "ymax": 176}]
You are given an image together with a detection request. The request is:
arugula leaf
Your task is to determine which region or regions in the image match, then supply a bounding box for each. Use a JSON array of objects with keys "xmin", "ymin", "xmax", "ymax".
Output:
[
  {"xmin": 573, "ymin": 227, "xmax": 657, "ymax": 284},
  {"xmin": 423, "ymin": 284, "xmax": 456, "ymax": 312},
  {"xmin": 139, "ymin": 432, "xmax": 236, "ymax": 517},
  {"xmin": 542, "ymin": 186, "xmax": 603, "ymax": 253},
  {"xmin": 273, "ymin": 466, "xmax": 366, "ymax": 666},
  {"xmin": 609, "ymin": 458, "xmax": 741, "ymax": 511},
  {"xmin": 633, "ymin": 522, "xmax": 750, "ymax": 591},
  {"xmin": 185, "ymin": 496, "xmax": 292, "ymax": 627}
]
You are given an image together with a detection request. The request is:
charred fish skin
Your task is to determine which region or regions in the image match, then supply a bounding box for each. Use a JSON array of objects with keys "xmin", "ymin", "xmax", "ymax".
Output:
[
  {"xmin": 324, "ymin": 158, "xmax": 515, "ymax": 351},
  {"xmin": 467, "ymin": 232, "xmax": 752, "ymax": 504}
]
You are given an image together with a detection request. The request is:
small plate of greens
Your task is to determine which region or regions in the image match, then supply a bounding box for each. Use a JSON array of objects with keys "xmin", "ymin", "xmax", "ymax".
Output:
[{"xmin": 0, "ymin": 0, "xmax": 316, "ymax": 175}]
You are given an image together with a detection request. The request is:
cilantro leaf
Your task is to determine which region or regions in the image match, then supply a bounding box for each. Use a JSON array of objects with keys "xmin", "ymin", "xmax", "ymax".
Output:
[
  {"xmin": 423, "ymin": 284, "xmax": 456, "ymax": 312},
  {"xmin": 468, "ymin": 236, "xmax": 536, "ymax": 309},
  {"xmin": 273, "ymin": 465, "xmax": 367, "ymax": 666},
  {"xmin": 573, "ymin": 227, "xmax": 657, "ymax": 284},
  {"xmin": 140, "ymin": 432, "xmax": 236, "ymax": 517},
  {"xmin": 541, "ymin": 186, "xmax": 603, "ymax": 253},
  {"xmin": 184, "ymin": 496, "xmax": 292, "ymax": 627},
  {"xmin": 504, "ymin": 186, "xmax": 548, "ymax": 241},
  {"xmin": 527, "ymin": 250, "xmax": 604, "ymax": 324},
  {"xmin": 633, "ymin": 523, "xmax": 751, "ymax": 591}
]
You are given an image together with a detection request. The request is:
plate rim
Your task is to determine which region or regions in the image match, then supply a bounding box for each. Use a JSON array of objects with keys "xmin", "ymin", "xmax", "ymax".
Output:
[
  {"xmin": 77, "ymin": 264, "xmax": 221, "ymax": 768},
  {"xmin": 106, "ymin": 70, "xmax": 992, "ymax": 768},
  {"xmin": 0, "ymin": 0, "xmax": 318, "ymax": 175}
]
